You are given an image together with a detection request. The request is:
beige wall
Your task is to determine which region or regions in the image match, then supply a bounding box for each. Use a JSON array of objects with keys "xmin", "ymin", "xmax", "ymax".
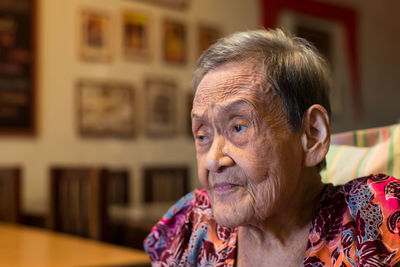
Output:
[{"xmin": 0, "ymin": 0, "xmax": 260, "ymax": 214}]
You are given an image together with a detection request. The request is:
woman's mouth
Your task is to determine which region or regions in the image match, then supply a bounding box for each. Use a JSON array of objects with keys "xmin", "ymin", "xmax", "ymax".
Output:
[{"xmin": 213, "ymin": 182, "xmax": 240, "ymax": 192}]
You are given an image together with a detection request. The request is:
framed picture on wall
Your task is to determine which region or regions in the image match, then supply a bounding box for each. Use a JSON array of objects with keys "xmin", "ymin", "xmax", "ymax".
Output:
[
  {"xmin": 0, "ymin": 0, "xmax": 36, "ymax": 135},
  {"xmin": 145, "ymin": 78, "xmax": 177, "ymax": 137},
  {"xmin": 143, "ymin": 166, "xmax": 189, "ymax": 203},
  {"xmin": 198, "ymin": 24, "xmax": 220, "ymax": 57},
  {"xmin": 79, "ymin": 9, "xmax": 113, "ymax": 61},
  {"xmin": 130, "ymin": 0, "xmax": 190, "ymax": 10},
  {"xmin": 77, "ymin": 79, "xmax": 135, "ymax": 138},
  {"xmin": 162, "ymin": 18, "xmax": 186, "ymax": 64},
  {"xmin": 278, "ymin": 12, "xmax": 350, "ymax": 117},
  {"xmin": 122, "ymin": 10, "xmax": 151, "ymax": 61}
]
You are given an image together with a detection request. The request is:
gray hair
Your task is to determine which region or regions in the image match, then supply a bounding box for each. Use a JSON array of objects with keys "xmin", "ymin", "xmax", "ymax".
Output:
[{"xmin": 193, "ymin": 29, "xmax": 332, "ymax": 171}]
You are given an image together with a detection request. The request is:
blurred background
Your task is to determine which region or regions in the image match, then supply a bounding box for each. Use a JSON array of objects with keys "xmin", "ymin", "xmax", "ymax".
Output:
[{"xmin": 0, "ymin": 0, "xmax": 399, "ymax": 251}]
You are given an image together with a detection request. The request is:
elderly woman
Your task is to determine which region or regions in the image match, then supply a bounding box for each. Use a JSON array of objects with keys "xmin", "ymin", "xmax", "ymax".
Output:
[{"xmin": 144, "ymin": 29, "xmax": 400, "ymax": 266}]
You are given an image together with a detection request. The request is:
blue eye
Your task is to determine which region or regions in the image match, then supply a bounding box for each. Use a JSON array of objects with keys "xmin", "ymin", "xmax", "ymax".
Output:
[
  {"xmin": 198, "ymin": 135, "xmax": 207, "ymax": 140},
  {"xmin": 234, "ymin": 125, "xmax": 246, "ymax": 132}
]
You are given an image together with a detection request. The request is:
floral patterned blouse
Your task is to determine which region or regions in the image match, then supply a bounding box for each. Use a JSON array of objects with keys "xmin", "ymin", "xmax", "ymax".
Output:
[{"xmin": 144, "ymin": 174, "xmax": 400, "ymax": 266}]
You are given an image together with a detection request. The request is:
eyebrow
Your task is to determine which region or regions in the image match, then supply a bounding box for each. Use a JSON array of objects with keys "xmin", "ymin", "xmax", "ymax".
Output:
[
  {"xmin": 191, "ymin": 98, "xmax": 258, "ymax": 121},
  {"xmin": 219, "ymin": 98, "xmax": 257, "ymax": 114},
  {"xmin": 191, "ymin": 112, "xmax": 202, "ymax": 121}
]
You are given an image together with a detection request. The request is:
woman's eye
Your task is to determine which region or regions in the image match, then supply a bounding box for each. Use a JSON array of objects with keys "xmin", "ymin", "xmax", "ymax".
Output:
[
  {"xmin": 234, "ymin": 125, "xmax": 247, "ymax": 132},
  {"xmin": 198, "ymin": 135, "xmax": 207, "ymax": 140}
]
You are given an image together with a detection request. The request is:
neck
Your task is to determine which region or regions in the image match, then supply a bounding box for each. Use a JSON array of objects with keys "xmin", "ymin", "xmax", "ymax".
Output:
[{"xmin": 237, "ymin": 169, "xmax": 324, "ymax": 266}]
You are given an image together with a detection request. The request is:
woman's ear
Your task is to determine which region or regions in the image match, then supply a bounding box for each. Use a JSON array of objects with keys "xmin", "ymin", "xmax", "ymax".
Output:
[{"xmin": 301, "ymin": 104, "xmax": 330, "ymax": 167}]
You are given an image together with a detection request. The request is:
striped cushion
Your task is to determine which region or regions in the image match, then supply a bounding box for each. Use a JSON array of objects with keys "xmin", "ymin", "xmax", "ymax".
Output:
[{"xmin": 321, "ymin": 123, "xmax": 400, "ymax": 185}]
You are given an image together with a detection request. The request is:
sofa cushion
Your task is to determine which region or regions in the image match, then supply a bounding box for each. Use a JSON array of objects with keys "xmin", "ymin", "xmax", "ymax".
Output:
[{"xmin": 321, "ymin": 123, "xmax": 400, "ymax": 184}]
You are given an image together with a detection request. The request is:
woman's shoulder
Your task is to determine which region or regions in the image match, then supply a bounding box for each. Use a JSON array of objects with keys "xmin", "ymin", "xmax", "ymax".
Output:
[
  {"xmin": 327, "ymin": 173, "xmax": 400, "ymax": 238},
  {"xmin": 347, "ymin": 174, "xmax": 400, "ymax": 246},
  {"xmin": 338, "ymin": 174, "xmax": 400, "ymax": 212},
  {"xmin": 144, "ymin": 188, "xmax": 236, "ymax": 265},
  {"xmin": 342, "ymin": 173, "xmax": 400, "ymax": 191},
  {"xmin": 310, "ymin": 174, "xmax": 400, "ymax": 265},
  {"xmin": 323, "ymin": 173, "xmax": 400, "ymax": 202},
  {"xmin": 158, "ymin": 188, "xmax": 212, "ymax": 221}
]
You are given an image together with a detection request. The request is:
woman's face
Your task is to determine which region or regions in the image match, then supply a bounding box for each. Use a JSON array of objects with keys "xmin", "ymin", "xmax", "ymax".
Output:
[{"xmin": 191, "ymin": 61, "xmax": 304, "ymax": 228}]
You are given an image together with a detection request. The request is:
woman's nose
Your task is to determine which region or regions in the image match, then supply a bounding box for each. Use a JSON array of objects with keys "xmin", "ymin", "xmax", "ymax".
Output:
[{"xmin": 205, "ymin": 136, "xmax": 234, "ymax": 172}]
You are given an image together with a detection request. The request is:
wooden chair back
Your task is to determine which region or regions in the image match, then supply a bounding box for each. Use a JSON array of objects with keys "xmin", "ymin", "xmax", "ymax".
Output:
[
  {"xmin": 144, "ymin": 166, "xmax": 188, "ymax": 203},
  {"xmin": 48, "ymin": 167, "xmax": 129, "ymax": 240},
  {"xmin": 0, "ymin": 167, "xmax": 21, "ymax": 223},
  {"xmin": 106, "ymin": 170, "xmax": 129, "ymax": 206}
]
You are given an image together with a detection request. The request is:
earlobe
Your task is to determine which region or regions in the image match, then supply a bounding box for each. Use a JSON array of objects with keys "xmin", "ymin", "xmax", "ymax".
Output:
[{"xmin": 301, "ymin": 105, "xmax": 330, "ymax": 167}]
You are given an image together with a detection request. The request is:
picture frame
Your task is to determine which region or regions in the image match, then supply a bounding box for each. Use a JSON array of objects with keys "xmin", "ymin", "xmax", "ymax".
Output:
[
  {"xmin": 131, "ymin": 0, "xmax": 190, "ymax": 10},
  {"xmin": 145, "ymin": 78, "xmax": 177, "ymax": 137},
  {"xmin": 77, "ymin": 79, "xmax": 135, "ymax": 138},
  {"xmin": 79, "ymin": 9, "xmax": 113, "ymax": 62},
  {"xmin": 198, "ymin": 24, "xmax": 220, "ymax": 57},
  {"xmin": 0, "ymin": 0, "xmax": 36, "ymax": 135},
  {"xmin": 278, "ymin": 12, "xmax": 349, "ymax": 117},
  {"xmin": 163, "ymin": 18, "xmax": 186, "ymax": 64},
  {"xmin": 122, "ymin": 10, "xmax": 151, "ymax": 61},
  {"xmin": 143, "ymin": 166, "xmax": 189, "ymax": 203}
]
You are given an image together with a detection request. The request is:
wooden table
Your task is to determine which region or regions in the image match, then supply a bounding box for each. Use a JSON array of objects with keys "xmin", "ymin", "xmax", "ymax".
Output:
[{"xmin": 0, "ymin": 222, "xmax": 151, "ymax": 267}]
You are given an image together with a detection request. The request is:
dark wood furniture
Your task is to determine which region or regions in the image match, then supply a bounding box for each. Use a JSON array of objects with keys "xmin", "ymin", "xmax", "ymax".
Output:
[
  {"xmin": 0, "ymin": 167, "xmax": 21, "ymax": 223},
  {"xmin": 47, "ymin": 166, "xmax": 129, "ymax": 240},
  {"xmin": 143, "ymin": 166, "xmax": 189, "ymax": 203}
]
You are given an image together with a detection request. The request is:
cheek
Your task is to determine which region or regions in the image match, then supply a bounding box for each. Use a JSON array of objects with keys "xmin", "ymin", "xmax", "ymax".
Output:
[
  {"xmin": 196, "ymin": 154, "xmax": 209, "ymax": 188},
  {"xmin": 234, "ymin": 144, "xmax": 274, "ymax": 183},
  {"xmin": 247, "ymin": 172, "xmax": 282, "ymax": 219}
]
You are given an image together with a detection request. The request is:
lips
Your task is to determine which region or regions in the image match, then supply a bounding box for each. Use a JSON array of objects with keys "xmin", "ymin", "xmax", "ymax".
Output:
[{"xmin": 213, "ymin": 182, "xmax": 240, "ymax": 192}]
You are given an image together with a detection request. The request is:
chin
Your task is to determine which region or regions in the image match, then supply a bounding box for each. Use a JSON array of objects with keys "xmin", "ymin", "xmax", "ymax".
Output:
[{"xmin": 211, "ymin": 201, "xmax": 255, "ymax": 228}]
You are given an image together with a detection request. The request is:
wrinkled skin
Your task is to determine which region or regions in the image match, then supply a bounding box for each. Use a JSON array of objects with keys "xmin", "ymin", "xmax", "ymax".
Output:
[{"xmin": 191, "ymin": 60, "xmax": 306, "ymax": 229}]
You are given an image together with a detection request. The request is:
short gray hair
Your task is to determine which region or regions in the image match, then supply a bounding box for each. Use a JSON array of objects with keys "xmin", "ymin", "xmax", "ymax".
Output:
[{"xmin": 193, "ymin": 29, "xmax": 332, "ymax": 171}]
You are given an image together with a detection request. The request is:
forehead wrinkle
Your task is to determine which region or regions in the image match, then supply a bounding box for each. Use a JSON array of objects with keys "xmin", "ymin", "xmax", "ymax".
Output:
[
  {"xmin": 194, "ymin": 96, "xmax": 257, "ymax": 117},
  {"xmin": 194, "ymin": 81, "xmax": 269, "ymax": 112},
  {"xmin": 195, "ymin": 66, "xmax": 267, "ymax": 105}
]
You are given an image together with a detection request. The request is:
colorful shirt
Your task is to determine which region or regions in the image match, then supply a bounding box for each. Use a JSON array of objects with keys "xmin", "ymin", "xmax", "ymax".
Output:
[{"xmin": 144, "ymin": 174, "xmax": 400, "ymax": 266}]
